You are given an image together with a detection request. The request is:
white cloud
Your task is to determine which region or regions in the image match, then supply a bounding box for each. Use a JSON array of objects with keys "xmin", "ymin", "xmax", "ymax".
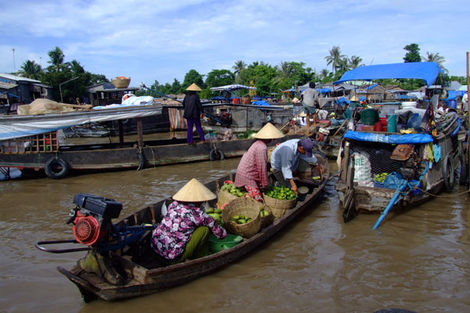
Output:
[{"xmin": 0, "ymin": 0, "xmax": 469, "ymax": 84}]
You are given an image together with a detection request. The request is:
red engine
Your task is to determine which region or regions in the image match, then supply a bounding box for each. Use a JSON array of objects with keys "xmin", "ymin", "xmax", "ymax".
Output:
[{"xmin": 68, "ymin": 194, "xmax": 123, "ymax": 247}]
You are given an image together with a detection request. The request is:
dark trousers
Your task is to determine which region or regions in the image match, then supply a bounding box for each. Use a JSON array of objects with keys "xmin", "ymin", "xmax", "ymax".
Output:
[
  {"xmin": 271, "ymin": 169, "xmax": 290, "ymax": 188},
  {"xmin": 186, "ymin": 118, "xmax": 205, "ymax": 144}
]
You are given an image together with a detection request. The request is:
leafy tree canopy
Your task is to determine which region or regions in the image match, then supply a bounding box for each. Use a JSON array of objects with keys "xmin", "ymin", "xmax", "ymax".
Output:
[{"xmin": 403, "ymin": 43, "xmax": 421, "ymax": 63}]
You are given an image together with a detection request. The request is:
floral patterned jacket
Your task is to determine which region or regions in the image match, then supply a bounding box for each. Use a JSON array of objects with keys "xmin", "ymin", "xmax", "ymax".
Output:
[{"xmin": 151, "ymin": 201, "xmax": 227, "ymax": 260}]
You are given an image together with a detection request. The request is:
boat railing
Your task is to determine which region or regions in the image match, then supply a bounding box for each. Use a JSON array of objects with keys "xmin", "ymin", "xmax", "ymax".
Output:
[{"xmin": 0, "ymin": 131, "xmax": 59, "ymax": 154}]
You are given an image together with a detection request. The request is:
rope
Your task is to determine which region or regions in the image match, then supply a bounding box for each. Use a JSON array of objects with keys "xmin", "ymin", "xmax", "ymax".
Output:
[{"xmin": 410, "ymin": 185, "xmax": 470, "ymax": 198}]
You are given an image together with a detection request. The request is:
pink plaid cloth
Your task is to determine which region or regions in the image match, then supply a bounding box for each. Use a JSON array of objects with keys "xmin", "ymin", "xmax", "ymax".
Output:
[{"xmin": 234, "ymin": 140, "xmax": 268, "ymax": 190}]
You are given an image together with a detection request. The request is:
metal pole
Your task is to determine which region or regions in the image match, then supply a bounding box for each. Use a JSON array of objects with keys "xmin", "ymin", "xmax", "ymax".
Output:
[{"xmin": 59, "ymin": 77, "xmax": 79, "ymax": 103}]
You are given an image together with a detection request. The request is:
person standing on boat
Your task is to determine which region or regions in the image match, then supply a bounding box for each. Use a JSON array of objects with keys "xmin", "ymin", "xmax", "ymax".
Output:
[
  {"xmin": 270, "ymin": 138, "xmax": 317, "ymax": 193},
  {"xmin": 183, "ymin": 83, "xmax": 205, "ymax": 144},
  {"xmin": 300, "ymin": 82, "xmax": 319, "ymax": 128},
  {"xmin": 462, "ymin": 92, "xmax": 468, "ymax": 112},
  {"xmin": 234, "ymin": 123, "xmax": 285, "ymax": 201},
  {"xmin": 151, "ymin": 178, "xmax": 226, "ymax": 263}
]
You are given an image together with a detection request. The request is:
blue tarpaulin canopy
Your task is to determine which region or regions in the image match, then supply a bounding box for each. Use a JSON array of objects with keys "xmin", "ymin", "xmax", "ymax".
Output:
[
  {"xmin": 344, "ymin": 130, "xmax": 434, "ymax": 144},
  {"xmin": 210, "ymin": 84, "xmax": 256, "ymax": 91},
  {"xmin": 334, "ymin": 62, "xmax": 442, "ymax": 87}
]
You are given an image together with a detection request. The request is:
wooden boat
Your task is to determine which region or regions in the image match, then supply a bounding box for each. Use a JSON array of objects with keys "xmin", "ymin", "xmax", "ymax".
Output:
[
  {"xmin": 334, "ymin": 62, "xmax": 468, "ymax": 228},
  {"xmin": 37, "ymin": 153, "xmax": 329, "ymax": 302},
  {"xmin": 0, "ymin": 104, "xmax": 295, "ymax": 179}
]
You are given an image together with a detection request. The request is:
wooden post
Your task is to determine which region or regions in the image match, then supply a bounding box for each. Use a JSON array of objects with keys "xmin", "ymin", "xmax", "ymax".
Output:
[{"xmin": 136, "ymin": 118, "xmax": 144, "ymax": 149}]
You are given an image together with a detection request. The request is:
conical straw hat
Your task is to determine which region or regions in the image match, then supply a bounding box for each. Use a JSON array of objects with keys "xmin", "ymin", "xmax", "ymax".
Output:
[
  {"xmin": 186, "ymin": 83, "xmax": 202, "ymax": 91},
  {"xmin": 254, "ymin": 122, "xmax": 285, "ymax": 139},
  {"xmin": 172, "ymin": 178, "xmax": 216, "ymax": 202}
]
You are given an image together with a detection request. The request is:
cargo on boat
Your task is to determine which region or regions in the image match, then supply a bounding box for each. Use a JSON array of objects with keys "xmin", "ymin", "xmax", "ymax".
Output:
[
  {"xmin": 333, "ymin": 62, "xmax": 468, "ymax": 228},
  {"xmin": 35, "ymin": 154, "xmax": 330, "ymax": 302}
]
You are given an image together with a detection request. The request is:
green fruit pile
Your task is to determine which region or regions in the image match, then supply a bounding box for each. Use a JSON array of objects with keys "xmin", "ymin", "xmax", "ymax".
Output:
[
  {"xmin": 259, "ymin": 208, "xmax": 270, "ymax": 217},
  {"xmin": 221, "ymin": 183, "xmax": 247, "ymax": 197},
  {"xmin": 230, "ymin": 215, "xmax": 253, "ymax": 225},
  {"xmin": 373, "ymin": 172, "xmax": 388, "ymax": 183},
  {"xmin": 206, "ymin": 207, "xmax": 224, "ymax": 226},
  {"xmin": 265, "ymin": 186, "xmax": 296, "ymax": 200}
]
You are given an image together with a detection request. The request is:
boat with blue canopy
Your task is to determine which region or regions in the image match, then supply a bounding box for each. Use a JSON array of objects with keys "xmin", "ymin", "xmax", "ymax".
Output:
[{"xmin": 335, "ymin": 62, "xmax": 467, "ymax": 228}]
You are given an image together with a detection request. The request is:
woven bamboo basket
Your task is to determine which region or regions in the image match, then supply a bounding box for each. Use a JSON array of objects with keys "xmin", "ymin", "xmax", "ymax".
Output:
[
  {"xmin": 259, "ymin": 207, "xmax": 274, "ymax": 228},
  {"xmin": 263, "ymin": 194, "xmax": 296, "ymax": 218},
  {"xmin": 222, "ymin": 197, "xmax": 261, "ymax": 238},
  {"xmin": 111, "ymin": 77, "xmax": 131, "ymax": 88},
  {"xmin": 217, "ymin": 189, "xmax": 240, "ymax": 209}
]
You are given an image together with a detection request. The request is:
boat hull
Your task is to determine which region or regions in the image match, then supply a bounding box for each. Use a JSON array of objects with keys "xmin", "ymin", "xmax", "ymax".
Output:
[{"xmin": 56, "ymin": 156, "xmax": 329, "ymax": 301}]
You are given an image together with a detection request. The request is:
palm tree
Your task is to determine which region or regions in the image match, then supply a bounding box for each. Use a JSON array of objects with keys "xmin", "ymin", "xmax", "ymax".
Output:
[
  {"xmin": 325, "ymin": 46, "xmax": 345, "ymax": 75},
  {"xmin": 48, "ymin": 47, "xmax": 65, "ymax": 72},
  {"xmin": 232, "ymin": 60, "xmax": 246, "ymax": 83},
  {"xmin": 349, "ymin": 55, "xmax": 363, "ymax": 69},
  {"xmin": 424, "ymin": 52, "xmax": 447, "ymax": 72},
  {"xmin": 20, "ymin": 60, "xmax": 42, "ymax": 80},
  {"xmin": 70, "ymin": 60, "xmax": 85, "ymax": 74}
]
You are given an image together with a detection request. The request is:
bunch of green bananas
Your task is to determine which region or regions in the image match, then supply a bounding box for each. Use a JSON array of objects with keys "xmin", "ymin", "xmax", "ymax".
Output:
[{"xmin": 373, "ymin": 172, "xmax": 389, "ymax": 183}]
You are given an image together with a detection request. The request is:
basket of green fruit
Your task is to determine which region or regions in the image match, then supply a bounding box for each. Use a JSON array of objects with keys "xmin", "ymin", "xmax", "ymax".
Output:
[
  {"xmin": 263, "ymin": 185, "xmax": 297, "ymax": 218},
  {"xmin": 217, "ymin": 181, "xmax": 247, "ymax": 209},
  {"xmin": 259, "ymin": 207, "xmax": 274, "ymax": 228},
  {"xmin": 222, "ymin": 197, "xmax": 262, "ymax": 238}
]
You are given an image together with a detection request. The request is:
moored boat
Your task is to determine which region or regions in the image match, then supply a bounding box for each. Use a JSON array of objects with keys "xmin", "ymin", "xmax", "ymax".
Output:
[
  {"xmin": 36, "ymin": 153, "xmax": 329, "ymax": 302},
  {"xmin": 0, "ymin": 104, "xmax": 295, "ymax": 179},
  {"xmin": 334, "ymin": 62, "xmax": 468, "ymax": 228}
]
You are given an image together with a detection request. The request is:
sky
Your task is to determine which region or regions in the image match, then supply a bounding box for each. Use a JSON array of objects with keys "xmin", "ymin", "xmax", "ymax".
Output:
[{"xmin": 0, "ymin": 0, "xmax": 469, "ymax": 87}]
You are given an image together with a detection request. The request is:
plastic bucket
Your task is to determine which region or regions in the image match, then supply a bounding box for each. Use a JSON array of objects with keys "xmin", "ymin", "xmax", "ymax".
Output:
[
  {"xmin": 387, "ymin": 115, "xmax": 397, "ymax": 132},
  {"xmin": 360, "ymin": 109, "xmax": 379, "ymax": 125}
]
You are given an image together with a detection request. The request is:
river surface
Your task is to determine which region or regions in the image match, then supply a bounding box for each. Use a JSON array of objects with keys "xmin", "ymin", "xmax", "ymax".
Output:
[{"xmin": 0, "ymin": 159, "xmax": 469, "ymax": 313}]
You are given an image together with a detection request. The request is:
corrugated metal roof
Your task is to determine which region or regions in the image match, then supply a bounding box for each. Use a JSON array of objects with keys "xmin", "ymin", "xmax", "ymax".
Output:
[{"xmin": 0, "ymin": 73, "xmax": 41, "ymax": 83}]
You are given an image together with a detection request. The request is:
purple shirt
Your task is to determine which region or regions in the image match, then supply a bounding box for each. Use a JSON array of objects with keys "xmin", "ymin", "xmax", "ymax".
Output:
[{"xmin": 151, "ymin": 201, "xmax": 227, "ymax": 260}]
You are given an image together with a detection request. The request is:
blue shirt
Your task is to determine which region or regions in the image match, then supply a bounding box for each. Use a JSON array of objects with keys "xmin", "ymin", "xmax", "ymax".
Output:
[{"xmin": 270, "ymin": 139, "xmax": 317, "ymax": 180}]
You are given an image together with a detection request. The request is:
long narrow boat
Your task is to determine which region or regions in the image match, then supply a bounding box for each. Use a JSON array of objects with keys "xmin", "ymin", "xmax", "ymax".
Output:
[
  {"xmin": 37, "ymin": 153, "xmax": 329, "ymax": 302},
  {"xmin": 0, "ymin": 104, "xmax": 294, "ymax": 179},
  {"xmin": 334, "ymin": 62, "xmax": 468, "ymax": 227}
]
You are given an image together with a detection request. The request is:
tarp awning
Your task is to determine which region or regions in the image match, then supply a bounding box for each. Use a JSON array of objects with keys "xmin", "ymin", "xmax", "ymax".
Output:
[
  {"xmin": 334, "ymin": 62, "xmax": 442, "ymax": 87},
  {"xmin": 210, "ymin": 84, "xmax": 256, "ymax": 91},
  {"xmin": 0, "ymin": 105, "xmax": 162, "ymax": 140},
  {"xmin": 344, "ymin": 130, "xmax": 434, "ymax": 144}
]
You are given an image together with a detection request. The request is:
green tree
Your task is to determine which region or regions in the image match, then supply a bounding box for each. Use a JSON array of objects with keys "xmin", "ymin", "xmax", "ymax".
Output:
[
  {"xmin": 325, "ymin": 46, "xmax": 345, "ymax": 75},
  {"xmin": 182, "ymin": 69, "xmax": 204, "ymax": 91},
  {"xmin": 423, "ymin": 52, "xmax": 447, "ymax": 72},
  {"xmin": 232, "ymin": 60, "xmax": 246, "ymax": 83},
  {"xmin": 19, "ymin": 60, "xmax": 43, "ymax": 80},
  {"xmin": 403, "ymin": 43, "xmax": 421, "ymax": 63},
  {"xmin": 47, "ymin": 47, "xmax": 67, "ymax": 72},
  {"xmin": 274, "ymin": 61, "xmax": 315, "ymax": 91},
  {"xmin": 205, "ymin": 69, "xmax": 234, "ymax": 88},
  {"xmin": 349, "ymin": 56, "xmax": 363, "ymax": 69},
  {"xmin": 170, "ymin": 79, "xmax": 182, "ymax": 94}
]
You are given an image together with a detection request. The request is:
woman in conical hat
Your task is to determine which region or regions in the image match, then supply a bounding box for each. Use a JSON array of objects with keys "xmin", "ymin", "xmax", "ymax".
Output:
[
  {"xmin": 151, "ymin": 178, "xmax": 226, "ymax": 263},
  {"xmin": 183, "ymin": 83, "xmax": 205, "ymax": 144},
  {"xmin": 233, "ymin": 123, "xmax": 284, "ymax": 202}
]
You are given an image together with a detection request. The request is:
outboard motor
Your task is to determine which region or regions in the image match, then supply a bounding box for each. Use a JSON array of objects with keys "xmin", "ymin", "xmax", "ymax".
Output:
[
  {"xmin": 36, "ymin": 194, "xmax": 155, "ymax": 254},
  {"xmin": 68, "ymin": 194, "xmax": 123, "ymax": 247},
  {"xmin": 36, "ymin": 193, "xmax": 157, "ymax": 286}
]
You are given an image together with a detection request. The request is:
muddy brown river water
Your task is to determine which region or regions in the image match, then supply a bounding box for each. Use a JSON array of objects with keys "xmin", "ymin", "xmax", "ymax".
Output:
[{"xmin": 0, "ymin": 159, "xmax": 469, "ymax": 313}]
